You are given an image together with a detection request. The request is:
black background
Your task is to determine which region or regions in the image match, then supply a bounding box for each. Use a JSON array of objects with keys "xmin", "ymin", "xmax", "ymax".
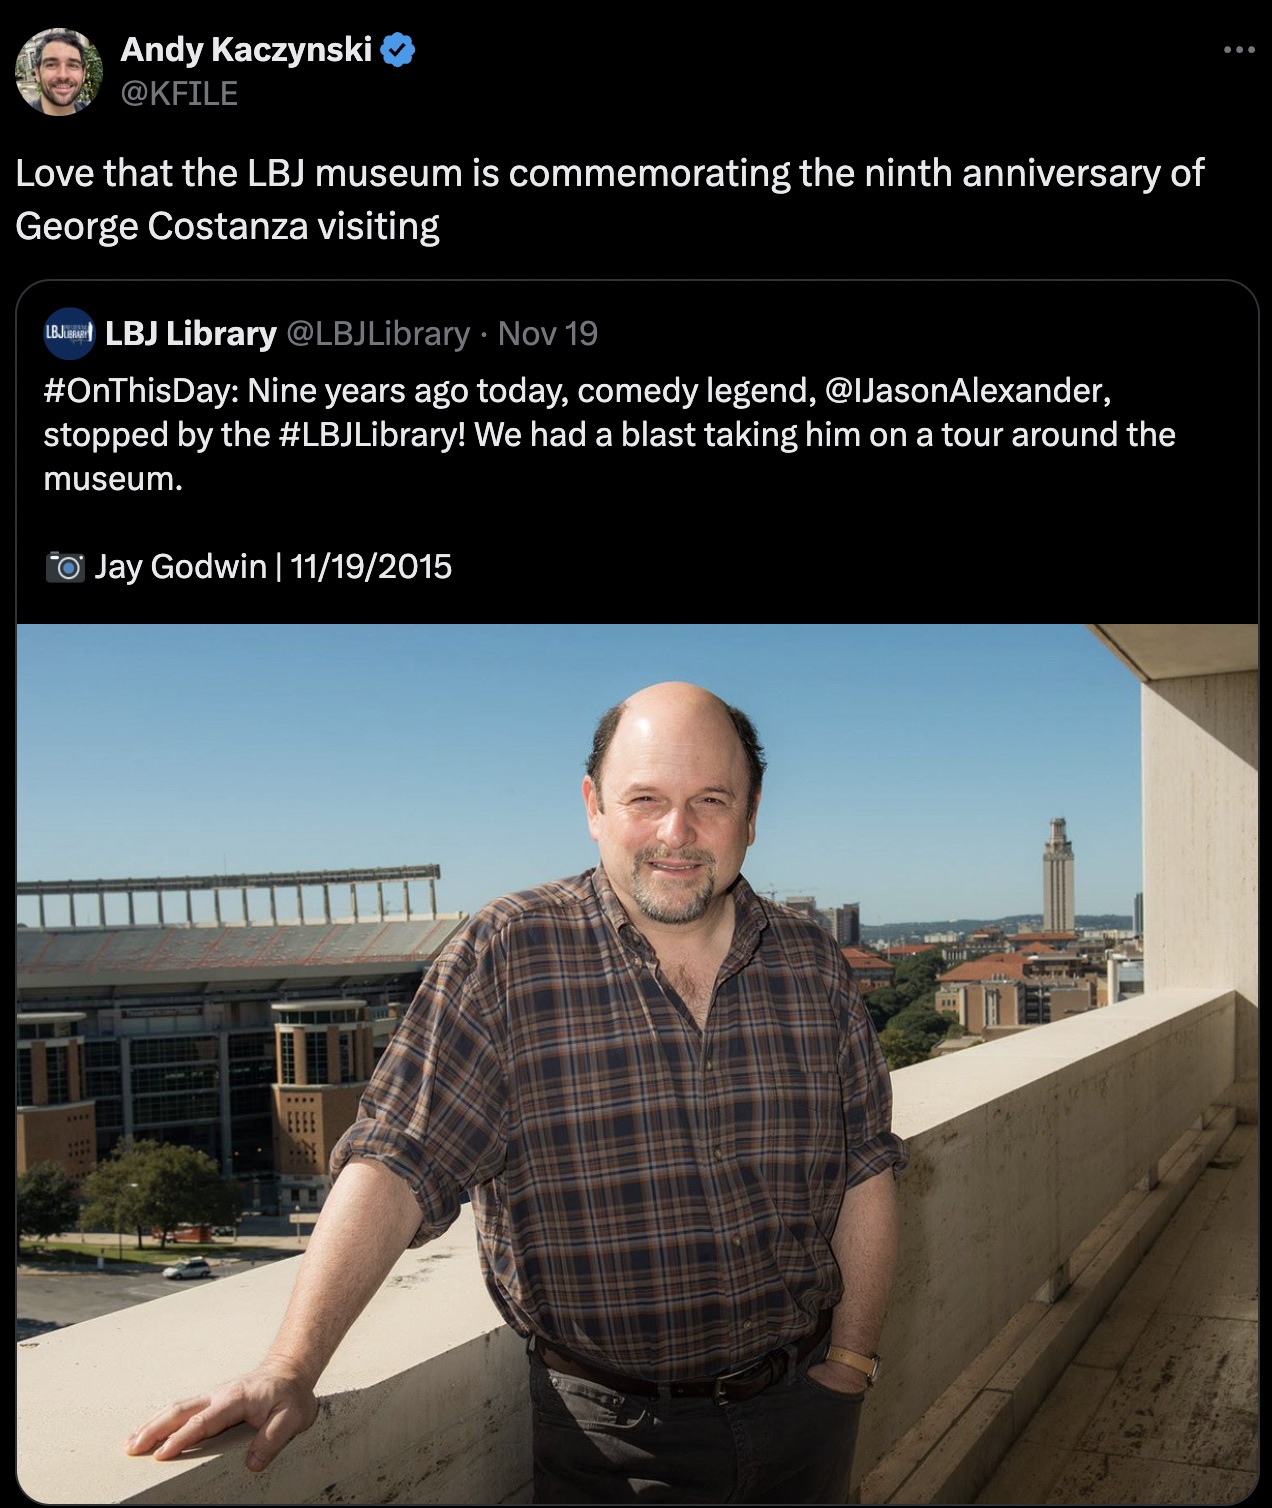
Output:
[{"xmin": 13, "ymin": 22, "xmax": 1262, "ymax": 619}]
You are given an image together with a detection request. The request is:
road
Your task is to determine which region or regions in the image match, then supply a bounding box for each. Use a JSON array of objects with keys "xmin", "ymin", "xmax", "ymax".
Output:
[{"xmin": 17, "ymin": 1232, "xmax": 303, "ymax": 1341}]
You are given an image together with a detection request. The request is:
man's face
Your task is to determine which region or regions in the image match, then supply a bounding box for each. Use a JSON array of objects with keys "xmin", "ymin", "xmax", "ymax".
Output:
[
  {"xmin": 583, "ymin": 688, "xmax": 758, "ymax": 929},
  {"xmin": 38, "ymin": 42, "xmax": 85, "ymax": 111}
]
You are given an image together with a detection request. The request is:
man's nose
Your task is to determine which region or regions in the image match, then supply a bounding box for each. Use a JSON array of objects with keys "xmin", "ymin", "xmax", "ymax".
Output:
[{"xmin": 657, "ymin": 805, "xmax": 694, "ymax": 848}]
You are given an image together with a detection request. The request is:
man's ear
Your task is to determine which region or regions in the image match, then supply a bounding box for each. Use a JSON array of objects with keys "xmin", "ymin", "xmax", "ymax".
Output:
[
  {"xmin": 747, "ymin": 787, "xmax": 761, "ymax": 846},
  {"xmin": 583, "ymin": 775, "xmax": 602, "ymax": 839}
]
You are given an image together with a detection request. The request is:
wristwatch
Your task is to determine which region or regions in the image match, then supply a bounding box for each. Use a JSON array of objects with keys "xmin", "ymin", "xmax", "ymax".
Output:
[{"xmin": 826, "ymin": 1346, "xmax": 881, "ymax": 1387}]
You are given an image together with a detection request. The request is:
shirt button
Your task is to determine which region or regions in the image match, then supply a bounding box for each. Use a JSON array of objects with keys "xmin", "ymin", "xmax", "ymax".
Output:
[
  {"xmin": 704, "ymin": 1057, "xmax": 713, "ymax": 1070},
  {"xmin": 714, "ymin": 1147, "xmax": 724, "ymax": 1159},
  {"xmin": 732, "ymin": 1236, "xmax": 742, "ymax": 1248}
]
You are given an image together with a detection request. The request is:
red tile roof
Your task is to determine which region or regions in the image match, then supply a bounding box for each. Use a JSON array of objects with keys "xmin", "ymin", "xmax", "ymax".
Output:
[
  {"xmin": 841, "ymin": 947, "xmax": 893, "ymax": 973},
  {"xmin": 938, "ymin": 952, "xmax": 1030, "ymax": 983}
]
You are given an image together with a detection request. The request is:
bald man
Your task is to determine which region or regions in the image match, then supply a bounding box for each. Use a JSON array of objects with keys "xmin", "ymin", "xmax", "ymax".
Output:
[{"xmin": 128, "ymin": 684, "xmax": 905, "ymax": 1503}]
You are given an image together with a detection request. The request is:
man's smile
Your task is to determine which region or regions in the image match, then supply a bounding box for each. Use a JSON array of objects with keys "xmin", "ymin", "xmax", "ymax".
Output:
[{"xmin": 644, "ymin": 852, "xmax": 711, "ymax": 875}]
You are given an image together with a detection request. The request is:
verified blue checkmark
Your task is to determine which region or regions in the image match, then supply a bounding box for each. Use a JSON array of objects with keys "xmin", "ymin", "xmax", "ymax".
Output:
[{"xmin": 380, "ymin": 33, "xmax": 415, "ymax": 66}]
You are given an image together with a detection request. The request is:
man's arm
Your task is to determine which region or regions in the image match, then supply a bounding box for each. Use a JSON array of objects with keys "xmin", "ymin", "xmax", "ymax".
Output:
[
  {"xmin": 807, "ymin": 1168, "xmax": 899, "ymax": 1395},
  {"xmin": 125, "ymin": 1158, "xmax": 423, "ymax": 1472}
]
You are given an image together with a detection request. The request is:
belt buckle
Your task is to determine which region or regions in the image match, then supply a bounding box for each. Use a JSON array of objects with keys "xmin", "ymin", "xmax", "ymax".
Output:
[{"xmin": 712, "ymin": 1353, "xmax": 773, "ymax": 1405}]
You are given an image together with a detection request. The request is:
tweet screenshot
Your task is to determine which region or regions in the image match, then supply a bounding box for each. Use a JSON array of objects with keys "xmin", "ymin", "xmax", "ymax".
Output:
[{"xmin": 13, "ymin": 27, "xmax": 1261, "ymax": 620}]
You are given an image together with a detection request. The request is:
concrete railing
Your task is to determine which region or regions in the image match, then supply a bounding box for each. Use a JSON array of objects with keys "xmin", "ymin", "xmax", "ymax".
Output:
[{"xmin": 18, "ymin": 987, "xmax": 1244, "ymax": 1505}]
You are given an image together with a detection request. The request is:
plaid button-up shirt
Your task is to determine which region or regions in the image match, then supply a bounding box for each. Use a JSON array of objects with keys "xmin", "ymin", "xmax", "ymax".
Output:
[{"xmin": 331, "ymin": 868, "xmax": 906, "ymax": 1378}]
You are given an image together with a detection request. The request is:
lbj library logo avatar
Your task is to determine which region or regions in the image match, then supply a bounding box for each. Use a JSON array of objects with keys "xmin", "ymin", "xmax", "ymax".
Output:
[
  {"xmin": 47, "ymin": 552, "xmax": 86, "ymax": 583},
  {"xmin": 44, "ymin": 306, "xmax": 96, "ymax": 359}
]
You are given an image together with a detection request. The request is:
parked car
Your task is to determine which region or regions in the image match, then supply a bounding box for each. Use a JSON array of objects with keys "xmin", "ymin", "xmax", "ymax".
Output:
[{"xmin": 162, "ymin": 1257, "xmax": 213, "ymax": 1280}]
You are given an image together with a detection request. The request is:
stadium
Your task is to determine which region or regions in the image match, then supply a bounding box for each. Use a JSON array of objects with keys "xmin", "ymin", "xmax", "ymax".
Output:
[{"xmin": 16, "ymin": 864, "xmax": 465, "ymax": 1213}]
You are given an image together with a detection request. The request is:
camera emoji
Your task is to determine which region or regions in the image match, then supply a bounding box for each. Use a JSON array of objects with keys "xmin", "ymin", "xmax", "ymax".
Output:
[{"xmin": 47, "ymin": 552, "xmax": 86, "ymax": 583}]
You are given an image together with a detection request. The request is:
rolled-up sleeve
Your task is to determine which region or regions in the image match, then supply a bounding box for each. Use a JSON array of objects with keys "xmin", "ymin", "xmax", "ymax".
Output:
[
  {"xmin": 838, "ymin": 970, "xmax": 909, "ymax": 1184},
  {"xmin": 331, "ymin": 927, "xmax": 510, "ymax": 1246}
]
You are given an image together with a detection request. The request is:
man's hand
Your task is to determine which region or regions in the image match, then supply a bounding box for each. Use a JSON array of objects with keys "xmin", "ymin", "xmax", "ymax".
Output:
[
  {"xmin": 124, "ymin": 1362, "xmax": 318, "ymax": 1472},
  {"xmin": 805, "ymin": 1359, "xmax": 869, "ymax": 1396},
  {"xmin": 124, "ymin": 1160, "xmax": 421, "ymax": 1474}
]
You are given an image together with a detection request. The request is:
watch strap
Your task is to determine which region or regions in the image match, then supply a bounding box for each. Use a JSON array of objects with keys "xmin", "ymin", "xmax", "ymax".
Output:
[{"xmin": 826, "ymin": 1346, "xmax": 879, "ymax": 1384}]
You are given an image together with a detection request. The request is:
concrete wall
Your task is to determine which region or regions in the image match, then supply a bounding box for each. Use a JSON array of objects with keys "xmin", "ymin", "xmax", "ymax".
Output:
[
  {"xmin": 1141, "ymin": 669, "xmax": 1258, "ymax": 1114},
  {"xmin": 18, "ymin": 1209, "xmax": 532, "ymax": 1506},
  {"xmin": 858, "ymin": 986, "xmax": 1236, "ymax": 1477},
  {"xmin": 17, "ymin": 987, "xmax": 1239, "ymax": 1506},
  {"xmin": 1142, "ymin": 670, "xmax": 1258, "ymax": 1007}
]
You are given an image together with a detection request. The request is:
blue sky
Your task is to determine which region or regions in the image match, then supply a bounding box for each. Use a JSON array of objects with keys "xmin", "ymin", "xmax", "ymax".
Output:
[{"xmin": 16, "ymin": 623, "xmax": 1142, "ymax": 927}]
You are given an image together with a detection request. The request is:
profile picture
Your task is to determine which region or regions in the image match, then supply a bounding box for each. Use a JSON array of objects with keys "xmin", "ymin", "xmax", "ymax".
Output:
[{"xmin": 17, "ymin": 29, "xmax": 101, "ymax": 115}]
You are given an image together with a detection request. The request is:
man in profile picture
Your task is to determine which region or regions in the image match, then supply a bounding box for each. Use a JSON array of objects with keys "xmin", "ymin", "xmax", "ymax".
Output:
[{"xmin": 28, "ymin": 32, "xmax": 90, "ymax": 115}]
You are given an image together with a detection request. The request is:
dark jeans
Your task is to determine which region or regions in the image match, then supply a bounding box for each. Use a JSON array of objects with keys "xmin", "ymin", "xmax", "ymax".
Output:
[{"xmin": 529, "ymin": 1336, "xmax": 864, "ymax": 1504}]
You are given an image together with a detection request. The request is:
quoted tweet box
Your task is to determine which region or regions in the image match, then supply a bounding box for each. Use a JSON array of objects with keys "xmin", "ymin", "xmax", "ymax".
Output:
[{"xmin": 17, "ymin": 279, "xmax": 1256, "ymax": 615}]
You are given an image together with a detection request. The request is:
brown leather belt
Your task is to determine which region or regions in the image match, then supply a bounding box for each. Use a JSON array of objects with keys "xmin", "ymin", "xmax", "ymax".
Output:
[{"xmin": 536, "ymin": 1308, "xmax": 832, "ymax": 1404}]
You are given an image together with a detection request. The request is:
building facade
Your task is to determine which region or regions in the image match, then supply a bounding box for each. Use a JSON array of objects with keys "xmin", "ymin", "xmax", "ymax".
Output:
[
  {"xmin": 778, "ymin": 897, "xmax": 863, "ymax": 945},
  {"xmin": 834, "ymin": 903, "xmax": 862, "ymax": 946},
  {"xmin": 840, "ymin": 946, "xmax": 895, "ymax": 993},
  {"xmin": 271, "ymin": 999, "xmax": 396, "ymax": 1212},
  {"xmin": 934, "ymin": 950, "xmax": 1100, "ymax": 1033},
  {"xmin": 16, "ymin": 1011, "xmax": 97, "ymax": 1179}
]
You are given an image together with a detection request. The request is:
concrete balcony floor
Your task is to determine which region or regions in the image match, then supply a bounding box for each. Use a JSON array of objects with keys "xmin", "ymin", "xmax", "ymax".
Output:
[{"xmin": 972, "ymin": 1120, "xmax": 1257, "ymax": 1505}]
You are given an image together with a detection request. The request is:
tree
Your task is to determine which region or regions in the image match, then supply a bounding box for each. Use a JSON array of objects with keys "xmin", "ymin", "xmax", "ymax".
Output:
[
  {"xmin": 79, "ymin": 1144, "xmax": 148, "ymax": 1248},
  {"xmin": 80, "ymin": 1140, "xmax": 241, "ymax": 1248},
  {"xmin": 18, "ymin": 1162, "xmax": 80, "ymax": 1249},
  {"xmin": 866, "ymin": 949, "xmax": 947, "ymax": 1032},
  {"xmin": 879, "ymin": 1001, "xmax": 959, "ymax": 1072},
  {"xmin": 879, "ymin": 1026, "xmax": 925, "ymax": 1071},
  {"xmin": 136, "ymin": 1141, "xmax": 240, "ymax": 1246},
  {"xmin": 892, "ymin": 949, "xmax": 948, "ymax": 996},
  {"xmin": 82, "ymin": 43, "xmax": 104, "ymax": 104},
  {"xmin": 866, "ymin": 986, "xmax": 906, "ymax": 1032}
]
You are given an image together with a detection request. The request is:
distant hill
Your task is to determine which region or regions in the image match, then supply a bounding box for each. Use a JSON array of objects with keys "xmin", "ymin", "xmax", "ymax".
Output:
[{"xmin": 861, "ymin": 915, "xmax": 1132, "ymax": 943}]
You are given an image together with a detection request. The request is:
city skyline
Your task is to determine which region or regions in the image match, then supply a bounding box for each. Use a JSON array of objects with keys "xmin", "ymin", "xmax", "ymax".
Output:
[{"xmin": 16, "ymin": 623, "xmax": 1144, "ymax": 927}]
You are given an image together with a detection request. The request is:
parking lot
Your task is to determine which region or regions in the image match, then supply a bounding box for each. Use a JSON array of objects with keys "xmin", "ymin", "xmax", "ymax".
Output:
[{"xmin": 17, "ymin": 1223, "xmax": 306, "ymax": 1341}]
